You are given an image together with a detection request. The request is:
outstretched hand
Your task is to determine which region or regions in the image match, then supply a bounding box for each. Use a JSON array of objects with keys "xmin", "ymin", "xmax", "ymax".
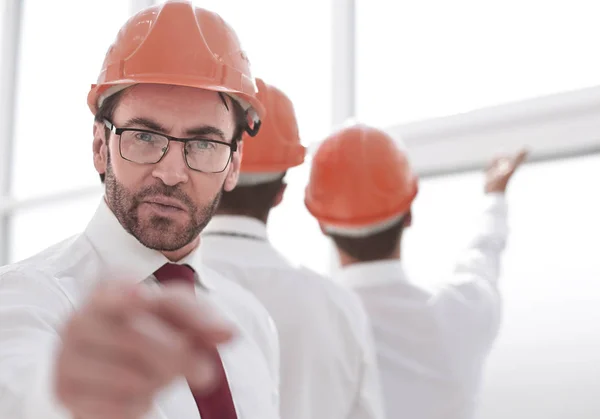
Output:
[{"xmin": 485, "ymin": 149, "xmax": 529, "ymax": 194}]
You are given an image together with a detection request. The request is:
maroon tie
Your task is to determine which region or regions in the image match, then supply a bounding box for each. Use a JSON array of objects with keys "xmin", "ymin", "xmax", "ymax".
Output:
[{"xmin": 154, "ymin": 263, "xmax": 238, "ymax": 419}]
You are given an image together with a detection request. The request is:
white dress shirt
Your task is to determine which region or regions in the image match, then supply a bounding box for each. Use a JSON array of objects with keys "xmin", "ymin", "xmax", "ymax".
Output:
[
  {"xmin": 334, "ymin": 194, "xmax": 508, "ymax": 419},
  {"xmin": 200, "ymin": 215, "xmax": 385, "ymax": 419},
  {"xmin": 0, "ymin": 199, "xmax": 280, "ymax": 419}
]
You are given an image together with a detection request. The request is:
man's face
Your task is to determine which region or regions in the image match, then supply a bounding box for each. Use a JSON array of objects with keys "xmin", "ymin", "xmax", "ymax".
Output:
[{"xmin": 93, "ymin": 84, "xmax": 242, "ymax": 251}]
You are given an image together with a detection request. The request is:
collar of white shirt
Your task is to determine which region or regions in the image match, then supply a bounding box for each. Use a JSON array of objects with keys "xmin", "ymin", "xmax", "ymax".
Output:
[
  {"xmin": 202, "ymin": 214, "xmax": 269, "ymax": 241},
  {"xmin": 335, "ymin": 260, "xmax": 409, "ymax": 289},
  {"xmin": 84, "ymin": 198, "xmax": 214, "ymax": 290},
  {"xmin": 201, "ymin": 215, "xmax": 296, "ymax": 272}
]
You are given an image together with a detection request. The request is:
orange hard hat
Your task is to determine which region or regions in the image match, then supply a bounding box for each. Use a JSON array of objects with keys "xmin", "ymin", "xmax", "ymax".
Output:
[
  {"xmin": 87, "ymin": 0, "xmax": 264, "ymax": 136},
  {"xmin": 305, "ymin": 123, "xmax": 418, "ymax": 236},
  {"xmin": 237, "ymin": 78, "xmax": 306, "ymax": 185}
]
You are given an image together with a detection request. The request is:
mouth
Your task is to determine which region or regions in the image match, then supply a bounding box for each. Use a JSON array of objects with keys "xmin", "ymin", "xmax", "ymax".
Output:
[{"xmin": 143, "ymin": 196, "xmax": 187, "ymax": 211}]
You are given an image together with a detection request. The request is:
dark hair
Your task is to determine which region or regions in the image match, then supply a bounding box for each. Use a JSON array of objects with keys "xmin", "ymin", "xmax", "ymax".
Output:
[
  {"xmin": 329, "ymin": 217, "xmax": 406, "ymax": 262},
  {"xmin": 217, "ymin": 176, "xmax": 286, "ymax": 222},
  {"xmin": 220, "ymin": 92, "xmax": 247, "ymax": 146},
  {"xmin": 93, "ymin": 89, "xmax": 247, "ymax": 183},
  {"xmin": 94, "ymin": 91, "xmax": 125, "ymax": 183}
]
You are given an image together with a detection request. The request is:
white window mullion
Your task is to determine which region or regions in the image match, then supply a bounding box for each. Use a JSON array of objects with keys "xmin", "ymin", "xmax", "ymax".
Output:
[{"xmin": 0, "ymin": 0, "xmax": 24, "ymax": 265}]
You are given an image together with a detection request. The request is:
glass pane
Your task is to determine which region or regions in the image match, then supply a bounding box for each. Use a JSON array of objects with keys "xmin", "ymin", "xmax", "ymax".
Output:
[
  {"xmin": 9, "ymin": 192, "xmax": 103, "ymax": 263},
  {"xmin": 403, "ymin": 154, "xmax": 600, "ymax": 417},
  {"xmin": 268, "ymin": 164, "xmax": 332, "ymax": 277},
  {"xmin": 11, "ymin": 1, "xmax": 130, "ymax": 199},
  {"xmin": 356, "ymin": 0, "xmax": 600, "ymax": 127}
]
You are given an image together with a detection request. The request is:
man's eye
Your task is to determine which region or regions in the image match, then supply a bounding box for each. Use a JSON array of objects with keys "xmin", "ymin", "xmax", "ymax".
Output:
[{"xmin": 135, "ymin": 132, "xmax": 156, "ymax": 142}]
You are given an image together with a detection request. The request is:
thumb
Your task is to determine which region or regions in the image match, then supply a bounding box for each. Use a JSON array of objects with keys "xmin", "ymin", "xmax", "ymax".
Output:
[{"xmin": 143, "ymin": 285, "xmax": 237, "ymax": 345}]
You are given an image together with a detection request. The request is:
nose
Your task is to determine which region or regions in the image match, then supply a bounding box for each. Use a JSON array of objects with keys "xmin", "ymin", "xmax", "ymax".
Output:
[{"xmin": 152, "ymin": 142, "xmax": 190, "ymax": 186}]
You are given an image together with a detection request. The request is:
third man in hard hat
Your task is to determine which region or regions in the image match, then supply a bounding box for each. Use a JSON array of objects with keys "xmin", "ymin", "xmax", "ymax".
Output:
[{"xmin": 305, "ymin": 123, "xmax": 527, "ymax": 419}]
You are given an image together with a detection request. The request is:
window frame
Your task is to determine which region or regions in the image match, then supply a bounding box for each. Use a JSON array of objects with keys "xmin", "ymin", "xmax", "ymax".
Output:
[{"xmin": 0, "ymin": 0, "xmax": 23, "ymax": 264}]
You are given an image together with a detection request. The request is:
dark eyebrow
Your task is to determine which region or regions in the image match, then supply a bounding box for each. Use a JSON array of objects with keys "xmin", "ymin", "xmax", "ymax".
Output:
[
  {"xmin": 122, "ymin": 117, "xmax": 167, "ymax": 132},
  {"xmin": 184, "ymin": 126, "xmax": 227, "ymax": 142},
  {"xmin": 122, "ymin": 117, "xmax": 227, "ymax": 142}
]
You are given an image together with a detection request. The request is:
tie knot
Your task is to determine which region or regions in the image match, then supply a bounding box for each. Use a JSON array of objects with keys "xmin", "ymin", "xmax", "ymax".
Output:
[{"xmin": 154, "ymin": 263, "xmax": 196, "ymax": 286}]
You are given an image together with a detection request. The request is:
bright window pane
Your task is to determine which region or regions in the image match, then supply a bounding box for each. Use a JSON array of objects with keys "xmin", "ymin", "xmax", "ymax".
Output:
[
  {"xmin": 9, "ymin": 192, "xmax": 103, "ymax": 263},
  {"xmin": 357, "ymin": 0, "xmax": 600, "ymax": 127},
  {"xmin": 11, "ymin": 1, "xmax": 130, "ymax": 199},
  {"xmin": 268, "ymin": 163, "xmax": 332, "ymax": 277},
  {"xmin": 404, "ymin": 154, "xmax": 600, "ymax": 418}
]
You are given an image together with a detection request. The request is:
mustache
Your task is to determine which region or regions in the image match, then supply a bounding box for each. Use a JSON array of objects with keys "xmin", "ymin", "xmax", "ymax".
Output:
[{"xmin": 134, "ymin": 184, "xmax": 196, "ymax": 210}]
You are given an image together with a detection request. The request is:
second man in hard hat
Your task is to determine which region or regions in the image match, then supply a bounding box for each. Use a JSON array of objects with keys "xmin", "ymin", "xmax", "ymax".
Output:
[
  {"xmin": 201, "ymin": 79, "xmax": 386, "ymax": 419},
  {"xmin": 305, "ymin": 123, "xmax": 527, "ymax": 419}
]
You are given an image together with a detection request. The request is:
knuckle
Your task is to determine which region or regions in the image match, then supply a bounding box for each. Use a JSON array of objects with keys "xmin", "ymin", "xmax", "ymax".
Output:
[
  {"xmin": 91, "ymin": 281, "xmax": 114, "ymax": 301},
  {"xmin": 170, "ymin": 331, "xmax": 189, "ymax": 352},
  {"xmin": 116, "ymin": 369, "xmax": 150, "ymax": 394}
]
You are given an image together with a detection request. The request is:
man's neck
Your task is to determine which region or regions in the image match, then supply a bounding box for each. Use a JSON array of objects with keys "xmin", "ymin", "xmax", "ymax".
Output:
[{"xmin": 338, "ymin": 247, "xmax": 401, "ymax": 268}]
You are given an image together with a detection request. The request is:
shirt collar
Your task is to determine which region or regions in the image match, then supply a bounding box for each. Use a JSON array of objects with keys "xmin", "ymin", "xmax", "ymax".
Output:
[
  {"xmin": 202, "ymin": 215, "xmax": 268, "ymax": 241},
  {"xmin": 335, "ymin": 259, "xmax": 408, "ymax": 289},
  {"xmin": 84, "ymin": 198, "xmax": 213, "ymax": 289}
]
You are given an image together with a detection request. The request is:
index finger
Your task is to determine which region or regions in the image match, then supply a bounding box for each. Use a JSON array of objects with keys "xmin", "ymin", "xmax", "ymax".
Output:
[
  {"xmin": 83, "ymin": 280, "xmax": 144, "ymax": 321},
  {"xmin": 140, "ymin": 284, "xmax": 236, "ymax": 346}
]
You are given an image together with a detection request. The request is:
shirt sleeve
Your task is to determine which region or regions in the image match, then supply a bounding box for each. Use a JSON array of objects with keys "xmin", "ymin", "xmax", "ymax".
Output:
[
  {"xmin": 0, "ymin": 269, "xmax": 74, "ymax": 419},
  {"xmin": 433, "ymin": 193, "xmax": 509, "ymax": 362},
  {"xmin": 452, "ymin": 192, "xmax": 509, "ymax": 287}
]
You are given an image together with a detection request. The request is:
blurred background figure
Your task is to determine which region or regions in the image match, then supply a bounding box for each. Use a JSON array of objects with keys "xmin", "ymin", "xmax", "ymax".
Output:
[
  {"xmin": 305, "ymin": 123, "xmax": 527, "ymax": 419},
  {"xmin": 201, "ymin": 78, "xmax": 386, "ymax": 419},
  {"xmin": 1, "ymin": 0, "xmax": 600, "ymax": 418}
]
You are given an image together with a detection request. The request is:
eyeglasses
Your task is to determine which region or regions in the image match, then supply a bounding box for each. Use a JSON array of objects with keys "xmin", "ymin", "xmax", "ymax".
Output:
[{"xmin": 103, "ymin": 119, "xmax": 237, "ymax": 173}]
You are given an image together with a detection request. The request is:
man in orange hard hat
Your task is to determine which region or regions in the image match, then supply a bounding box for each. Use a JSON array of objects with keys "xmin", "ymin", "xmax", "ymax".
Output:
[
  {"xmin": 0, "ymin": 2, "xmax": 280, "ymax": 419},
  {"xmin": 200, "ymin": 79, "xmax": 386, "ymax": 419},
  {"xmin": 305, "ymin": 123, "xmax": 527, "ymax": 419}
]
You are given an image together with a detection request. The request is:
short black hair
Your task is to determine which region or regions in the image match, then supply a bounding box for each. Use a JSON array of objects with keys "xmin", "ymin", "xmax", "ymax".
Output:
[
  {"xmin": 93, "ymin": 89, "xmax": 247, "ymax": 183},
  {"xmin": 217, "ymin": 175, "xmax": 286, "ymax": 221},
  {"xmin": 329, "ymin": 217, "xmax": 406, "ymax": 262},
  {"xmin": 94, "ymin": 91, "xmax": 125, "ymax": 183}
]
